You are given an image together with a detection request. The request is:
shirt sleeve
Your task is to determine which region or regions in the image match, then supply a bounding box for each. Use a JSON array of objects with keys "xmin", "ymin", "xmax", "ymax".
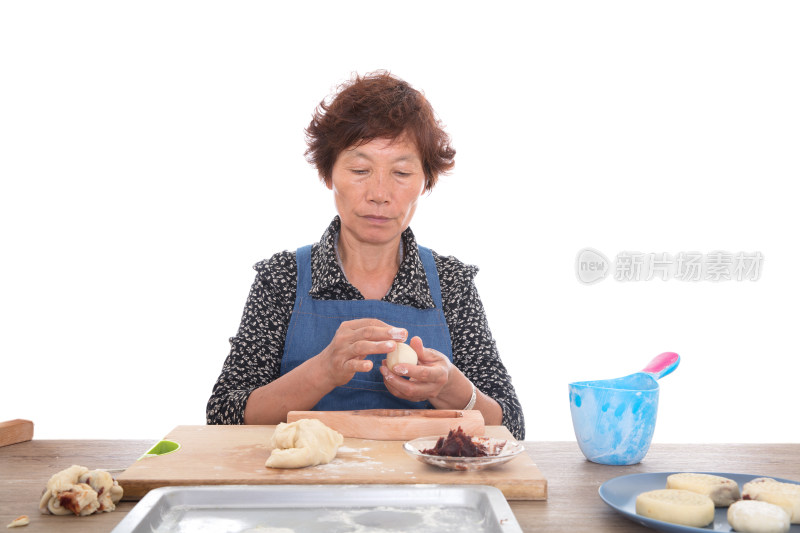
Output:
[
  {"xmin": 434, "ymin": 253, "xmax": 526, "ymax": 440},
  {"xmin": 206, "ymin": 251, "xmax": 297, "ymax": 425}
]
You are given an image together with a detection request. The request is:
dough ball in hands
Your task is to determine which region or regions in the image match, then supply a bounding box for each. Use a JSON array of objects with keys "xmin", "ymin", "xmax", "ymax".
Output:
[
  {"xmin": 635, "ymin": 489, "xmax": 715, "ymax": 527},
  {"xmin": 386, "ymin": 342, "xmax": 417, "ymax": 372},
  {"xmin": 265, "ymin": 419, "xmax": 344, "ymax": 469},
  {"xmin": 728, "ymin": 500, "xmax": 791, "ymax": 533},
  {"xmin": 666, "ymin": 472, "xmax": 741, "ymax": 506}
]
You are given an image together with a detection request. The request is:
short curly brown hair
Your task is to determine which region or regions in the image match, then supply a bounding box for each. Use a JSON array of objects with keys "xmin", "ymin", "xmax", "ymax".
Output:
[{"xmin": 305, "ymin": 71, "xmax": 456, "ymax": 192}]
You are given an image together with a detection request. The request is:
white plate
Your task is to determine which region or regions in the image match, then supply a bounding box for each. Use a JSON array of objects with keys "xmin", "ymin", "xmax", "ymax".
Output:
[
  {"xmin": 403, "ymin": 435, "xmax": 524, "ymax": 471},
  {"xmin": 599, "ymin": 472, "xmax": 800, "ymax": 532}
]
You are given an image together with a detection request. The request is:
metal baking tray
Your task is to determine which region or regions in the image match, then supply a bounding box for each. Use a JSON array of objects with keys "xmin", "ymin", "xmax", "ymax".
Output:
[{"xmin": 111, "ymin": 484, "xmax": 522, "ymax": 532}]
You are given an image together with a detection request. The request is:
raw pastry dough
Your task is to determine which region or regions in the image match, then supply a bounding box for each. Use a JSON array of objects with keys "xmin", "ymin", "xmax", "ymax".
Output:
[
  {"xmin": 386, "ymin": 342, "xmax": 417, "ymax": 371},
  {"xmin": 742, "ymin": 477, "xmax": 800, "ymax": 524},
  {"xmin": 667, "ymin": 472, "xmax": 741, "ymax": 506},
  {"xmin": 79, "ymin": 469, "xmax": 124, "ymax": 512},
  {"xmin": 635, "ymin": 489, "xmax": 715, "ymax": 527},
  {"xmin": 38, "ymin": 465, "xmax": 123, "ymax": 516},
  {"xmin": 265, "ymin": 419, "xmax": 343, "ymax": 469},
  {"xmin": 728, "ymin": 500, "xmax": 791, "ymax": 533},
  {"xmin": 6, "ymin": 515, "xmax": 29, "ymax": 528}
]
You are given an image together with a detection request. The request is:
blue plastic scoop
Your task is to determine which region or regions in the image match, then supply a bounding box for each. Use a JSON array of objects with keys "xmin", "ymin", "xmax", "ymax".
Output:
[{"xmin": 568, "ymin": 352, "xmax": 680, "ymax": 465}]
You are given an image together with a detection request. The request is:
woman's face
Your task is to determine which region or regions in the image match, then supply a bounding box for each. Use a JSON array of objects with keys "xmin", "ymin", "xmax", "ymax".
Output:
[{"xmin": 329, "ymin": 135, "xmax": 426, "ymax": 248}]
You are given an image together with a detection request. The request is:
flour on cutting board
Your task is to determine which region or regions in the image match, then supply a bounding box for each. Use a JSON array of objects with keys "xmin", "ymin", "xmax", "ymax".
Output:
[
  {"xmin": 317, "ymin": 457, "xmax": 383, "ymax": 471},
  {"xmin": 312, "ymin": 446, "xmax": 384, "ymax": 472},
  {"xmin": 337, "ymin": 446, "xmax": 370, "ymax": 453}
]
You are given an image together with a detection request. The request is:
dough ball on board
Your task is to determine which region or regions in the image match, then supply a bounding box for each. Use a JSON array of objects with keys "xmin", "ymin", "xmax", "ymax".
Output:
[
  {"xmin": 728, "ymin": 500, "xmax": 791, "ymax": 533},
  {"xmin": 386, "ymin": 342, "xmax": 417, "ymax": 371},
  {"xmin": 265, "ymin": 419, "xmax": 343, "ymax": 469},
  {"xmin": 635, "ymin": 489, "xmax": 715, "ymax": 528},
  {"xmin": 667, "ymin": 472, "xmax": 741, "ymax": 506}
]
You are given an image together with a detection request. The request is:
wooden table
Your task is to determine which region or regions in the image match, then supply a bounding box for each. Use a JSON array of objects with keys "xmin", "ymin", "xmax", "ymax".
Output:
[{"xmin": 1, "ymin": 439, "xmax": 798, "ymax": 532}]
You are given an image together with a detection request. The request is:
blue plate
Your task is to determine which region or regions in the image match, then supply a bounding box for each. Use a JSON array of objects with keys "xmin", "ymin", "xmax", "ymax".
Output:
[{"xmin": 599, "ymin": 472, "xmax": 799, "ymax": 532}]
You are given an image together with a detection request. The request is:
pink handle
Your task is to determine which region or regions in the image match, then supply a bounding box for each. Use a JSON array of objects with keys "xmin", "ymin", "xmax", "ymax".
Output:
[{"xmin": 641, "ymin": 352, "xmax": 680, "ymax": 380}]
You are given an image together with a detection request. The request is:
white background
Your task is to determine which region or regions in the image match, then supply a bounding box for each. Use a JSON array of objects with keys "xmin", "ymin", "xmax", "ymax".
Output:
[{"xmin": 1, "ymin": 1, "xmax": 798, "ymax": 445}]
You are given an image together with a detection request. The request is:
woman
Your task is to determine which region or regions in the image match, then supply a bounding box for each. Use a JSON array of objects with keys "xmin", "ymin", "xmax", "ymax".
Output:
[{"xmin": 206, "ymin": 72, "xmax": 525, "ymax": 440}]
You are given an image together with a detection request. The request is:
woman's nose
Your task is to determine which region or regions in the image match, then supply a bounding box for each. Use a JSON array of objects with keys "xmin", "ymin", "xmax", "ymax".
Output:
[{"xmin": 366, "ymin": 171, "xmax": 390, "ymax": 204}]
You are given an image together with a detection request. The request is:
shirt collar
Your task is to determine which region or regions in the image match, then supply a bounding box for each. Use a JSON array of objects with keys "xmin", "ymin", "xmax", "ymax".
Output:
[{"xmin": 309, "ymin": 216, "xmax": 435, "ymax": 309}]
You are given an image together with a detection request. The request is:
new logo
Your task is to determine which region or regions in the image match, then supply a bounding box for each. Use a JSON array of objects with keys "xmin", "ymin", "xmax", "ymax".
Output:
[{"xmin": 575, "ymin": 248, "xmax": 610, "ymax": 285}]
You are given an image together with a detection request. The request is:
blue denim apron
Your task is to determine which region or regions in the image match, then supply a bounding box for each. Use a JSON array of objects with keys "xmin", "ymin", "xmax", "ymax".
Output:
[{"xmin": 280, "ymin": 244, "xmax": 454, "ymax": 410}]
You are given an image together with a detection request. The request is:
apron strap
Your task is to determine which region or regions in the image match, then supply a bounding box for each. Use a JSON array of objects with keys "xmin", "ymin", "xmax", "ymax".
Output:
[
  {"xmin": 296, "ymin": 244, "xmax": 313, "ymax": 296},
  {"xmin": 417, "ymin": 245, "xmax": 443, "ymax": 309}
]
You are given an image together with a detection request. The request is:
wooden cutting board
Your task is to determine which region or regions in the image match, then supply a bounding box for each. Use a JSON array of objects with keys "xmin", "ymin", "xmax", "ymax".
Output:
[
  {"xmin": 116, "ymin": 425, "xmax": 546, "ymax": 502},
  {"xmin": 286, "ymin": 409, "xmax": 485, "ymax": 440}
]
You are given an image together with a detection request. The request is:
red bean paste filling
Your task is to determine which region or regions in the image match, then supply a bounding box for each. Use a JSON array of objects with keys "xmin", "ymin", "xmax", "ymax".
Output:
[{"xmin": 421, "ymin": 427, "xmax": 488, "ymax": 457}]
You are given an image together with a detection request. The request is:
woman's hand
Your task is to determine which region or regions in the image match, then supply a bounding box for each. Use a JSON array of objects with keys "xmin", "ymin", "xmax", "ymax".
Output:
[
  {"xmin": 379, "ymin": 336, "xmax": 452, "ymax": 402},
  {"xmin": 316, "ymin": 318, "xmax": 408, "ymax": 388}
]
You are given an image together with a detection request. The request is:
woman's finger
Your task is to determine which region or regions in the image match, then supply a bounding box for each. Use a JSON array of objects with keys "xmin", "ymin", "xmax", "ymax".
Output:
[
  {"xmin": 414, "ymin": 346, "xmax": 448, "ymax": 365},
  {"xmin": 343, "ymin": 358, "xmax": 373, "ymax": 374},
  {"xmin": 381, "ymin": 367, "xmax": 427, "ymax": 402},
  {"xmin": 402, "ymin": 363, "xmax": 446, "ymax": 384},
  {"xmin": 342, "ymin": 319, "xmax": 408, "ymax": 342},
  {"xmin": 351, "ymin": 339, "xmax": 396, "ymax": 358},
  {"xmin": 357, "ymin": 325, "xmax": 408, "ymax": 342},
  {"xmin": 342, "ymin": 318, "xmax": 392, "ymax": 330},
  {"xmin": 409, "ymin": 335, "xmax": 424, "ymax": 356},
  {"xmin": 382, "ymin": 363, "xmax": 444, "ymax": 397}
]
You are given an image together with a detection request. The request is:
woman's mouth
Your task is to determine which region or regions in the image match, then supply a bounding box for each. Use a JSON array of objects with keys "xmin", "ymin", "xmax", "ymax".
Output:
[{"xmin": 363, "ymin": 215, "xmax": 391, "ymax": 224}]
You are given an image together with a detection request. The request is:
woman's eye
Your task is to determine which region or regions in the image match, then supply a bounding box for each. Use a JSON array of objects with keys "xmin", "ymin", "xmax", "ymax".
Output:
[
  {"xmin": 395, "ymin": 171, "xmax": 411, "ymax": 177},
  {"xmin": 351, "ymin": 169, "xmax": 368, "ymax": 175}
]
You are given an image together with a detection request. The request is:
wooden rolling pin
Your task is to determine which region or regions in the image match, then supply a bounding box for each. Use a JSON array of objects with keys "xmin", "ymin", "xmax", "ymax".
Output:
[
  {"xmin": 0, "ymin": 419, "xmax": 34, "ymax": 447},
  {"xmin": 286, "ymin": 409, "xmax": 485, "ymax": 440}
]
